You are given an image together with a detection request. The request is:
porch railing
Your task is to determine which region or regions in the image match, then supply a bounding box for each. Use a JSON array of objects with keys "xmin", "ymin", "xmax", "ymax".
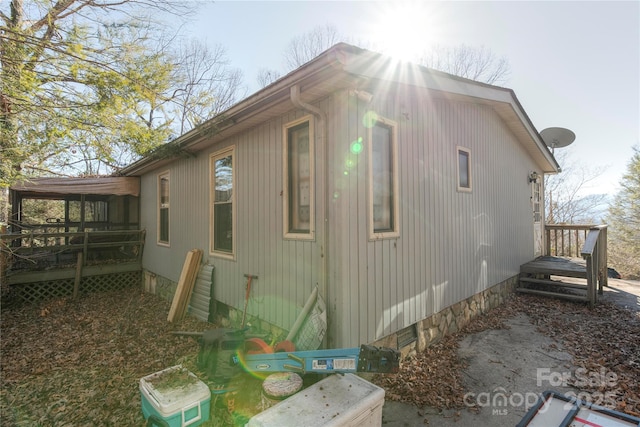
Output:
[
  {"xmin": 543, "ymin": 224, "xmax": 608, "ymax": 307},
  {"xmin": 581, "ymin": 225, "xmax": 608, "ymax": 304},
  {"xmin": 1, "ymin": 230, "xmax": 146, "ymax": 292},
  {"xmin": 546, "ymin": 224, "xmax": 596, "ymax": 258}
]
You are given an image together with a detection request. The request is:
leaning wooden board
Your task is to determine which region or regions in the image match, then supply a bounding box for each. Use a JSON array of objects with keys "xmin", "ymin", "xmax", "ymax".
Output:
[{"xmin": 167, "ymin": 249, "xmax": 203, "ymax": 322}]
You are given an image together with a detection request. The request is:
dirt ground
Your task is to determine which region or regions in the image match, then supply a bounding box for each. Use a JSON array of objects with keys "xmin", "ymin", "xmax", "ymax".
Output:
[
  {"xmin": 380, "ymin": 278, "xmax": 640, "ymax": 426},
  {"xmin": 0, "ymin": 279, "xmax": 638, "ymax": 426}
]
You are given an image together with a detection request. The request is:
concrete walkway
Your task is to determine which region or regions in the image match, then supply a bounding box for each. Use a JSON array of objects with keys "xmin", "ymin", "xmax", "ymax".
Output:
[{"xmin": 381, "ymin": 279, "xmax": 640, "ymax": 426}]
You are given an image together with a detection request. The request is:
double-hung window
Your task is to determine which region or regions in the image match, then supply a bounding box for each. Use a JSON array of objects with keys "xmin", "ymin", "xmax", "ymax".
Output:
[
  {"xmin": 158, "ymin": 172, "xmax": 170, "ymax": 245},
  {"xmin": 369, "ymin": 117, "xmax": 399, "ymax": 239},
  {"xmin": 210, "ymin": 148, "xmax": 235, "ymax": 257},
  {"xmin": 283, "ymin": 116, "xmax": 314, "ymax": 239},
  {"xmin": 457, "ymin": 146, "xmax": 472, "ymax": 192}
]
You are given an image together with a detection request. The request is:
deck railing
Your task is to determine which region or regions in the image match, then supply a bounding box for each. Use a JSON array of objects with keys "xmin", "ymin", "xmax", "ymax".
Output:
[
  {"xmin": 545, "ymin": 224, "xmax": 598, "ymax": 258},
  {"xmin": 1, "ymin": 230, "xmax": 146, "ymax": 293},
  {"xmin": 1, "ymin": 229, "xmax": 145, "ymax": 264},
  {"xmin": 581, "ymin": 225, "xmax": 608, "ymax": 305},
  {"xmin": 543, "ymin": 224, "xmax": 608, "ymax": 307}
]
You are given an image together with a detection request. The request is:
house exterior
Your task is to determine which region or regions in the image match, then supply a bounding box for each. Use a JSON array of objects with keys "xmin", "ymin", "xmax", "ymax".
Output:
[{"xmin": 121, "ymin": 43, "xmax": 559, "ymax": 350}]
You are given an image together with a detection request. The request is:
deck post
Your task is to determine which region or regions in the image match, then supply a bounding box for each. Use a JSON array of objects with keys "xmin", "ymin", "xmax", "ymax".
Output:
[
  {"xmin": 586, "ymin": 250, "xmax": 596, "ymax": 308},
  {"xmin": 545, "ymin": 228, "xmax": 551, "ymax": 256},
  {"xmin": 82, "ymin": 230, "xmax": 89, "ymax": 262},
  {"xmin": 73, "ymin": 251, "xmax": 83, "ymax": 300},
  {"xmin": 598, "ymin": 227, "xmax": 608, "ymax": 293}
]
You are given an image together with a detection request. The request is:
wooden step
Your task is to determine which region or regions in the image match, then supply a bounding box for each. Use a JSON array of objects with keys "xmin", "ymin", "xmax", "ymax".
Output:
[
  {"xmin": 519, "ymin": 277, "xmax": 587, "ymax": 290},
  {"xmin": 520, "ymin": 256, "xmax": 588, "ymax": 279},
  {"xmin": 516, "ymin": 287, "xmax": 588, "ymax": 302}
]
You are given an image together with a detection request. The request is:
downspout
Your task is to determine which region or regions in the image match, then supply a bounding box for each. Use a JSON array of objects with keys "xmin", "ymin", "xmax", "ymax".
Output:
[{"xmin": 289, "ymin": 85, "xmax": 330, "ymax": 344}]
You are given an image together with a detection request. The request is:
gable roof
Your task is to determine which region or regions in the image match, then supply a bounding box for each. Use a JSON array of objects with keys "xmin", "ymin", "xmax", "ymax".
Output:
[{"xmin": 120, "ymin": 43, "xmax": 560, "ymax": 176}]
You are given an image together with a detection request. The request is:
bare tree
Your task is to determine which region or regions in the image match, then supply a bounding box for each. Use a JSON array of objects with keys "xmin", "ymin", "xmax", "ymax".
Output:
[
  {"xmin": 256, "ymin": 67, "xmax": 281, "ymax": 88},
  {"xmin": 545, "ymin": 148, "xmax": 608, "ymax": 224},
  {"xmin": 418, "ymin": 44, "xmax": 511, "ymax": 85},
  {"xmin": 169, "ymin": 39, "xmax": 244, "ymax": 134},
  {"xmin": 282, "ymin": 24, "xmax": 341, "ymax": 70},
  {"xmin": 278, "ymin": 25, "xmax": 510, "ymax": 88},
  {"xmin": 255, "ymin": 24, "xmax": 341, "ymax": 89}
]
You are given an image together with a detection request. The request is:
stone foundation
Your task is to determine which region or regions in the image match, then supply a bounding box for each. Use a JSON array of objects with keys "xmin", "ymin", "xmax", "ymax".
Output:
[
  {"xmin": 372, "ymin": 275, "xmax": 518, "ymax": 358},
  {"xmin": 144, "ymin": 269, "xmax": 517, "ymax": 357}
]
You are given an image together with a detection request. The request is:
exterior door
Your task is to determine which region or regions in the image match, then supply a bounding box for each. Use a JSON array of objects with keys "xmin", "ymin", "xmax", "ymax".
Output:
[{"xmin": 532, "ymin": 180, "xmax": 543, "ymax": 257}]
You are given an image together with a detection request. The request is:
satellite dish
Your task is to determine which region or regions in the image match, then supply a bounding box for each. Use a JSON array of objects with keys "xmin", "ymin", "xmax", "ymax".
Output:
[{"xmin": 540, "ymin": 127, "xmax": 575, "ymax": 152}]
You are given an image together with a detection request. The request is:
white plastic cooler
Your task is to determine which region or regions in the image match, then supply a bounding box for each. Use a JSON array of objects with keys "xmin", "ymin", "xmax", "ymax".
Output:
[{"xmin": 246, "ymin": 373, "xmax": 385, "ymax": 427}]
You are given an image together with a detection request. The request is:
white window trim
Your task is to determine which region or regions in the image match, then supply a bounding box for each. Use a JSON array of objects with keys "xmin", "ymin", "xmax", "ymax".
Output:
[
  {"xmin": 282, "ymin": 115, "xmax": 315, "ymax": 240},
  {"xmin": 457, "ymin": 146, "xmax": 472, "ymax": 193},
  {"xmin": 210, "ymin": 146, "xmax": 236, "ymax": 260},
  {"xmin": 157, "ymin": 170, "xmax": 170, "ymax": 247},
  {"xmin": 368, "ymin": 116, "xmax": 400, "ymax": 240}
]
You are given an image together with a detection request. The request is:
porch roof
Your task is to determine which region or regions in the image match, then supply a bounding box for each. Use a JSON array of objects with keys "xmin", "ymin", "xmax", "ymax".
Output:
[{"xmin": 10, "ymin": 177, "xmax": 140, "ymax": 198}]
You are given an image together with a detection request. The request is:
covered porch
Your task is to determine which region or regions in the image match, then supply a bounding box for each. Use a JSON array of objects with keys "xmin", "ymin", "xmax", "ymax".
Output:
[{"xmin": 1, "ymin": 177, "xmax": 145, "ymax": 303}]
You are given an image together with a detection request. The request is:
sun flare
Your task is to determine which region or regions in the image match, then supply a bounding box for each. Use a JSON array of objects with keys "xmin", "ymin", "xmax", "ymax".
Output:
[{"xmin": 367, "ymin": 1, "xmax": 441, "ymax": 62}]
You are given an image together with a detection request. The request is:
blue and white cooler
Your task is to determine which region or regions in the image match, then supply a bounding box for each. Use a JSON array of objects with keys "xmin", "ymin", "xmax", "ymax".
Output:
[{"xmin": 140, "ymin": 365, "xmax": 211, "ymax": 427}]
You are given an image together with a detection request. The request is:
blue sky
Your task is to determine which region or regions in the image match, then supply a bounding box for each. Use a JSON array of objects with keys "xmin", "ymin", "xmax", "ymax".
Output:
[{"xmin": 186, "ymin": 1, "xmax": 639, "ymax": 197}]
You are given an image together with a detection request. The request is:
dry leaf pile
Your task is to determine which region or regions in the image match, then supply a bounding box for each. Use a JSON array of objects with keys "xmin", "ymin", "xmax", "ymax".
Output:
[
  {"xmin": 376, "ymin": 333, "xmax": 467, "ymax": 409},
  {"xmin": 372, "ymin": 300, "xmax": 520, "ymax": 409},
  {"xmin": 516, "ymin": 295, "xmax": 640, "ymax": 417},
  {"xmin": 373, "ymin": 294, "xmax": 640, "ymax": 418},
  {"xmin": 1, "ymin": 288, "xmax": 211, "ymax": 426},
  {"xmin": 1, "ymin": 286, "xmax": 639, "ymax": 426}
]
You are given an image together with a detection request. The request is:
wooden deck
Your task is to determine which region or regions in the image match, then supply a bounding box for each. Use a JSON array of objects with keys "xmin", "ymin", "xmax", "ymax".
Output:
[
  {"xmin": 520, "ymin": 256, "xmax": 588, "ymax": 279},
  {"xmin": 1, "ymin": 230, "xmax": 146, "ymax": 302},
  {"xmin": 518, "ymin": 225, "xmax": 608, "ymax": 307},
  {"xmin": 518, "ymin": 255, "xmax": 606, "ymax": 306}
]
